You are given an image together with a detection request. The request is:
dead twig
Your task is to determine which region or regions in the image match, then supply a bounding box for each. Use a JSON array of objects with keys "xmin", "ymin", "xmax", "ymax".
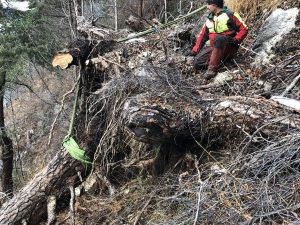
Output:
[
  {"xmin": 280, "ymin": 71, "xmax": 300, "ymax": 97},
  {"xmin": 193, "ymin": 157, "xmax": 204, "ymax": 225},
  {"xmin": 48, "ymin": 72, "xmax": 80, "ymax": 146},
  {"xmin": 69, "ymin": 185, "xmax": 75, "ymax": 225},
  {"xmin": 133, "ymin": 196, "xmax": 153, "ymax": 225}
]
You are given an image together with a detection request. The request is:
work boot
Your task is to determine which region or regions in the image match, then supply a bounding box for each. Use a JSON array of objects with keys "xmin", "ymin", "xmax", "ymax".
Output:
[{"xmin": 203, "ymin": 70, "xmax": 217, "ymax": 80}]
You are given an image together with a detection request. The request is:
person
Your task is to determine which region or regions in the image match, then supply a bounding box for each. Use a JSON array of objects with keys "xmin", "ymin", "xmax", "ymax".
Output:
[{"xmin": 187, "ymin": 0, "xmax": 248, "ymax": 80}]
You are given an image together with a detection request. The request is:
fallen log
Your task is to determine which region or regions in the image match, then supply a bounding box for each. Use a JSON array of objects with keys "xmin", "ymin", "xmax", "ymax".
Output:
[
  {"xmin": 85, "ymin": 69, "xmax": 300, "ymax": 176},
  {"xmin": 123, "ymin": 94, "xmax": 300, "ymax": 144},
  {"xmin": 115, "ymin": 66, "xmax": 300, "ymax": 145},
  {"xmin": 0, "ymin": 151, "xmax": 83, "ymax": 224},
  {"xmin": 0, "ymin": 39, "xmax": 109, "ymax": 223}
]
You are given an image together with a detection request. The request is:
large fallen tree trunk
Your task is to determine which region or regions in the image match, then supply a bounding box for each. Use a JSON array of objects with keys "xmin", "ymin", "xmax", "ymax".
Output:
[
  {"xmin": 87, "ymin": 69, "xmax": 300, "ymax": 173},
  {"xmin": 0, "ymin": 36, "xmax": 118, "ymax": 224},
  {"xmin": 123, "ymin": 94, "xmax": 299, "ymax": 144},
  {"xmin": 85, "ymin": 66, "xmax": 299, "ymax": 145}
]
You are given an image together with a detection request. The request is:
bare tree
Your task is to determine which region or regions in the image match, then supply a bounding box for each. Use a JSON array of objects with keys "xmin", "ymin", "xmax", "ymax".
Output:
[
  {"xmin": 139, "ymin": 0, "xmax": 144, "ymax": 17},
  {"xmin": 164, "ymin": 0, "xmax": 167, "ymax": 23},
  {"xmin": 0, "ymin": 70, "xmax": 13, "ymax": 198},
  {"xmin": 179, "ymin": 0, "xmax": 182, "ymax": 15},
  {"xmin": 114, "ymin": 0, "xmax": 118, "ymax": 31}
]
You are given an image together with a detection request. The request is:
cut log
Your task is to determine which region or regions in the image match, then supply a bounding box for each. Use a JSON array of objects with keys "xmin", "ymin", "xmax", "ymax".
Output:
[
  {"xmin": 0, "ymin": 151, "xmax": 84, "ymax": 224},
  {"xmin": 52, "ymin": 39, "xmax": 117, "ymax": 70},
  {"xmin": 52, "ymin": 53, "xmax": 73, "ymax": 69}
]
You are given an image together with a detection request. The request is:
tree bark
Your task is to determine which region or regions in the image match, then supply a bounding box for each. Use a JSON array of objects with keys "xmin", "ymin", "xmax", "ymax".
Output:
[
  {"xmin": 139, "ymin": 0, "xmax": 144, "ymax": 17},
  {"xmin": 0, "ymin": 70, "xmax": 14, "ymax": 198},
  {"xmin": 123, "ymin": 94, "xmax": 300, "ymax": 144},
  {"xmin": 0, "ymin": 150, "xmax": 84, "ymax": 224},
  {"xmin": 0, "ymin": 133, "xmax": 13, "ymax": 198},
  {"xmin": 164, "ymin": 0, "xmax": 167, "ymax": 24},
  {"xmin": 67, "ymin": 0, "xmax": 77, "ymax": 39}
]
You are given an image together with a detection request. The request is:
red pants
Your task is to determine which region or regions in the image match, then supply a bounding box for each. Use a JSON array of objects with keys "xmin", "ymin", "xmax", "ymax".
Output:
[{"xmin": 193, "ymin": 41, "xmax": 238, "ymax": 71}]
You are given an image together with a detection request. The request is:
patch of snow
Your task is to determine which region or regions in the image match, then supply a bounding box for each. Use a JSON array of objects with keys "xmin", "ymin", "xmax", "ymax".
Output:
[
  {"xmin": 125, "ymin": 38, "xmax": 146, "ymax": 43},
  {"xmin": 252, "ymin": 8, "xmax": 299, "ymax": 67},
  {"xmin": 1, "ymin": 0, "xmax": 30, "ymax": 11},
  {"xmin": 219, "ymin": 101, "xmax": 231, "ymax": 108},
  {"xmin": 271, "ymin": 96, "xmax": 300, "ymax": 111},
  {"xmin": 257, "ymin": 79, "xmax": 273, "ymax": 92}
]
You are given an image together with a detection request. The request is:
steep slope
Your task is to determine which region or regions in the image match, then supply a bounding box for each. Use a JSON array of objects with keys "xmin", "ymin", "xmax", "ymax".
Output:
[{"xmin": 1, "ymin": 1, "xmax": 300, "ymax": 224}]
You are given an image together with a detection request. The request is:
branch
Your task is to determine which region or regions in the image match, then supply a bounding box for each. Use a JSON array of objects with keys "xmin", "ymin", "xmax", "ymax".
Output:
[
  {"xmin": 281, "ymin": 71, "xmax": 300, "ymax": 97},
  {"xmin": 48, "ymin": 74, "xmax": 80, "ymax": 146}
]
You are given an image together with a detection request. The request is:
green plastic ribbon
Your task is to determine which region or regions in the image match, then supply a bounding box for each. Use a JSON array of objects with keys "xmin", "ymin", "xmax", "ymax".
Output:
[{"xmin": 63, "ymin": 137, "xmax": 92, "ymax": 165}]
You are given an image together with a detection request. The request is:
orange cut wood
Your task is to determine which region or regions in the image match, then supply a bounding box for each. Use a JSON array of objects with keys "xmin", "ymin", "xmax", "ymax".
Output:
[{"xmin": 52, "ymin": 53, "xmax": 73, "ymax": 69}]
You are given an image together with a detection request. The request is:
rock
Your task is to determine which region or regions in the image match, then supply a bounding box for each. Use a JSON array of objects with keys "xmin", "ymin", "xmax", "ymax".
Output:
[
  {"xmin": 257, "ymin": 79, "xmax": 273, "ymax": 92},
  {"xmin": 83, "ymin": 174, "xmax": 99, "ymax": 194},
  {"xmin": 213, "ymin": 71, "xmax": 234, "ymax": 85},
  {"xmin": 252, "ymin": 8, "xmax": 299, "ymax": 67}
]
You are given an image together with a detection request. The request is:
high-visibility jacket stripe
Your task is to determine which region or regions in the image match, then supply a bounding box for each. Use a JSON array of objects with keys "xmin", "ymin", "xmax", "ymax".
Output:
[{"xmin": 206, "ymin": 13, "xmax": 230, "ymax": 33}]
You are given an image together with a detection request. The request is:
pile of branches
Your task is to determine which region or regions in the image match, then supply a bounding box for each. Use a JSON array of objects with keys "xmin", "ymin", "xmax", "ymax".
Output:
[
  {"xmin": 74, "ymin": 61, "xmax": 300, "ymax": 225},
  {"xmin": 79, "ymin": 133, "xmax": 300, "ymax": 224},
  {"xmin": 72, "ymin": 64, "xmax": 300, "ymax": 225}
]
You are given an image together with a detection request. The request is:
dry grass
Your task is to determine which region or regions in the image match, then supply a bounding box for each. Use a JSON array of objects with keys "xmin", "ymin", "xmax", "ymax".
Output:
[{"xmin": 226, "ymin": 0, "xmax": 283, "ymax": 19}]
